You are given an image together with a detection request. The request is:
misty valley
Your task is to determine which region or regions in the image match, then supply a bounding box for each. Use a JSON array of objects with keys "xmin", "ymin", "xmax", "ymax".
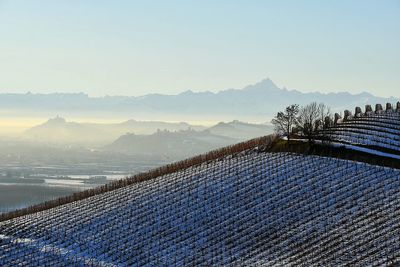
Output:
[
  {"xmin": 0, "ymin": 79, "xmax": 395, "ymax": 214},
  {"xmin": 0, "ymin": 116, "xmax": 273, "ymax": 213}
]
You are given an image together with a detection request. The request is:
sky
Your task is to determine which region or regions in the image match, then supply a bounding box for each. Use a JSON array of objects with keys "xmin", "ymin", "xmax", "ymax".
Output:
[{"xmin": 0, "ymin": 0, "xmax": 399, "ymax": 97}]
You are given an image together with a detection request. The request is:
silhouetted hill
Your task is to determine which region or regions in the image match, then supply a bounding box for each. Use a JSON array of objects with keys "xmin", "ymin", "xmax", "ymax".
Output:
[
  {"xmin": 104, "ymin": 129, "xmax": 237, "ymax": 160},
  {"xmin": 207, "ymin": 120, "xmax": 273, "ymax": 140},
  {"xmin": 22, "ymin": 117, "xmax": 205, "ymax": 145},
  {"xmin": 22, "ymin": 117, "xmax": 272, "ymax": 146}
]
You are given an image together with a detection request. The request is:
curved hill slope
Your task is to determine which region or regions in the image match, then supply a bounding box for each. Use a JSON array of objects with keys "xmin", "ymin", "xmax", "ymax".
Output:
[
  {"xmin": 1, "ymin": 104, "xmax": 400, "ymax": 266},
  {"xmin": 325, "ymin": 107, "xmax": 400, "ymax": 155},
  {"xmin": 1, "ymin": 150, "xmax": 400, "ymax": 266}
]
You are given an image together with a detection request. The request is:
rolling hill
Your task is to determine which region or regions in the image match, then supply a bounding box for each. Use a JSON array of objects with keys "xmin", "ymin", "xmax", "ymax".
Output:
[
  {"xmin": 22, "ymin": 117, "xmax": 205, "ymax": 145},
  {"xmin": 103, "ymin": 121, "xmax": 274, "ymax": 160},
  {"xmin": 1, "ymin": 103, "xmax": 400, "ymax": 266},
  {"xmin": 21, "ymin": 118, "xmax": 273, "ymax": 160},
  {"xmin": 321, "ymin": 104, "xmax": 400, "ymax": 156},
  {"xmin": 207, "ymin": 120, "xmax": 273, "ymax": 140},
  {"xmin": 103, "ymin": 129, "xmax": 238, "ymax": 160}
]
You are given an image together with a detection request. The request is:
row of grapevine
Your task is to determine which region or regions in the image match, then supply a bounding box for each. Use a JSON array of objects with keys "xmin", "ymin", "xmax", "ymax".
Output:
[
  {"xmin": 323, "ymin": 110, "xmax": 400, "ymax": 154},
  {"xmin": 1, "ymin": 150, "xmax": 399, "ymax": 266},
  {"xmin": 0, "ymin": 135, "xmax": 277, "ymax": 222}
]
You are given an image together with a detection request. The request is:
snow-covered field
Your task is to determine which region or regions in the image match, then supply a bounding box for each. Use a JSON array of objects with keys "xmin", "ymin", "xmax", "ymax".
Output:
[
  {"xmin": 1, "ymin": 150, "xmax": 399, "ymax": 266},
  {"xmin": 325, "ymin": 111, "xmax": 400, "ymax": 154}
]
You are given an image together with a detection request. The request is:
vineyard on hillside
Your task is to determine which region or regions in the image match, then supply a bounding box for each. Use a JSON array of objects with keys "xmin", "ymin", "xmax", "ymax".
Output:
[
  {"xmin": 322, "ymin": 104, "xmax": 400, "ymax": 155},
  {"xmin": 1, "ymin": 103, "xmax": 400, "ymax": 266},
  {"xmin": 1, "ymin": 151, "xmax": 400, "ymax": 266}
]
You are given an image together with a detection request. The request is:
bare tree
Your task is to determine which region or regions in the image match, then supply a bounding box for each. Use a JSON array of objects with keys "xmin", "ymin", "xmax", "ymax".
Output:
[
  {"xmin": 271, "ymin": 104, "xmax": 299, "ymax": 142},
  {"xmin": 297, "ymin": 102, "xmax": 333, "ymax": 143},
  {"xmin": 312, "ymin": 103, "xmax": 332, "ymax": 132},
  {"xmin": 297, "ymin": 102, "xmax": 320, "ymax": 143},
  {"xmin": 318, "ymin": 103, "xmax": 333, "ymax": 143}
]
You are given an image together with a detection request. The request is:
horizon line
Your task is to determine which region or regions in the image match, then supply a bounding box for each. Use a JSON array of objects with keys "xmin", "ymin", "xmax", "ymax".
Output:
[{"xmin": 0, "ymin": 78, "xmax": 397, "ymax": 99}]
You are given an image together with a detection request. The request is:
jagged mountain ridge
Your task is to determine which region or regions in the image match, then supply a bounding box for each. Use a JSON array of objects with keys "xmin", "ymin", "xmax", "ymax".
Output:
[{"xmin": 0, "ymin": 79, "xmax": 396, "ymax": 118}]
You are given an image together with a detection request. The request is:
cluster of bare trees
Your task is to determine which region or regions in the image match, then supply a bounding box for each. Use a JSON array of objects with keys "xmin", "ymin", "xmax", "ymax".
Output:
[{"xmin": 272, "ymin": 102, "xmax": 333, "ymax": 143}]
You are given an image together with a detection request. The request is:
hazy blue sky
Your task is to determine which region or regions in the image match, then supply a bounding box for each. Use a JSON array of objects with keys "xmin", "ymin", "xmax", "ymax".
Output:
[{"xmin": 0, "ymin": 0, "xmax": 399, "ymax": 97}]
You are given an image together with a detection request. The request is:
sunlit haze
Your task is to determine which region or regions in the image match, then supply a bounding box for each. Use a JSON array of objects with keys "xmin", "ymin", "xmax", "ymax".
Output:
[{"xmin": 0, "ymin": 0, "xmax": 399, "ymax": 97}]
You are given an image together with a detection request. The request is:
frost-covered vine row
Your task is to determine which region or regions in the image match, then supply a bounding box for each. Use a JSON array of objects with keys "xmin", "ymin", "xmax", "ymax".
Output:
[{"xmin": 1, "ymin": 150, "xmax": 400, "ymax": 266}]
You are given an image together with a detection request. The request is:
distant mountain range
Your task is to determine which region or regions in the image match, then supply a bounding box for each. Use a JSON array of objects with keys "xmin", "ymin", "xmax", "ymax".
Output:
[{"xmin": 1, "ymin": 78, "xmax": 397, "ymax": 121}]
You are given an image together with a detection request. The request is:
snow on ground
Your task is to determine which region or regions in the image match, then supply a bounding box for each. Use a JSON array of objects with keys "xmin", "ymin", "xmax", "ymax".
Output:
[{"xmin": 1, "ymin": 150, "xmax": 400, "ymax": 266}]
